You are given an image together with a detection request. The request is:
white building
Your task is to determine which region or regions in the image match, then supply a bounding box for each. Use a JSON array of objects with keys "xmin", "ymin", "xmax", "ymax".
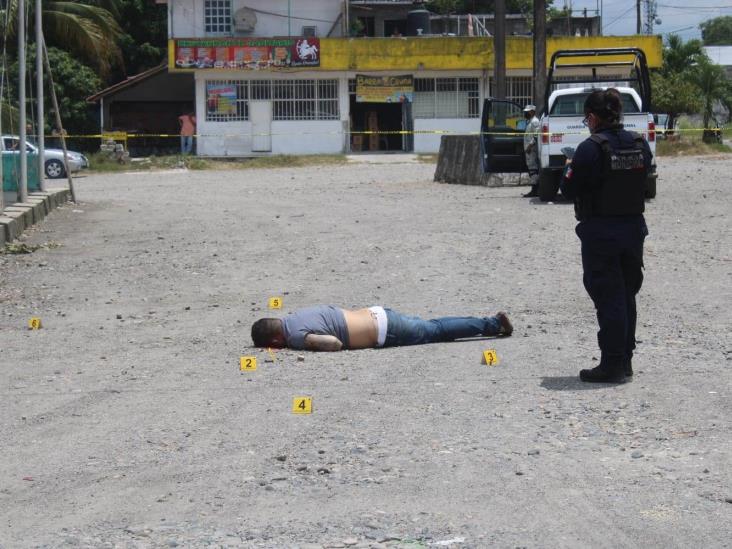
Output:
[{"xmin": 162, "ymin": 0, "xmax": 660, "ymax": 156}]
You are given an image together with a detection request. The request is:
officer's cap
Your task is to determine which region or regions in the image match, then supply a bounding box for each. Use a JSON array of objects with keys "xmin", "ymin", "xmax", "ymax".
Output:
[{"xmin": 523, "ymin": 104, "xmax": 536, "ymax": 112}]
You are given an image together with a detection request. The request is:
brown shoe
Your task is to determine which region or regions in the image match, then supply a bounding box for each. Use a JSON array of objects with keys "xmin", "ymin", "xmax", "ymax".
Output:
[{"xmin": 496, "ymin": 312, "xmax": 513, "ymax": 336}]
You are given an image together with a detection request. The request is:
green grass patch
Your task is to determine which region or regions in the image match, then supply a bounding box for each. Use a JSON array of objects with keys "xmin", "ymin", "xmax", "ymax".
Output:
[
  {"xmin": 656, "ymin": 135, "xmax": 731, "ymax": 156},
  {"xmin": 86, "ymin": 153, "xmax": 348, "ymax": 174},
  {"xmin": 417, "ymin": 154, "xmax": 438, "ymax": 163}
]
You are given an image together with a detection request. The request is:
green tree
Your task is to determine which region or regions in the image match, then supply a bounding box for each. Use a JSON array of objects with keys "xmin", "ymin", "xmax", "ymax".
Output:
[
  {"xmin": 650, "ymin": 71, "xmax": 702, "ymax": 131},
  {"xmin": 8, "ymin": 45, "xmax": 101, "ymax": 137},
  {"xmin": 700, "ymin": 15, "xmax": 732, "ymax": 46},
  {"xmin": 0, "ymin": 0, "xmax": 123, "ymax": 78},
  {"xmin": 115, "ymin": 0, "xmax": 167, "ymax": 77},
  {"xmin": 690, "ymin": 58, "xmax": 730, "ymax": 128},
  {"xmin": 661, "ymin": 34, "xmax": 705, "ymax": 77}
]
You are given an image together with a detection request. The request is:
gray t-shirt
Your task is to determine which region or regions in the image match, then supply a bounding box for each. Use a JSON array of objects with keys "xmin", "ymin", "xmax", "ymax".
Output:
[{"xmin": 281, "ymin": 305, "xmax": 350, "ymax": 350}]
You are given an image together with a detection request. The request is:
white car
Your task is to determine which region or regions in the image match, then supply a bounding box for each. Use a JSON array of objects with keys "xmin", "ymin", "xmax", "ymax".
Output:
[{"xmin": 1, "ymin": 135, "xmax": 90, "ymax": 178}]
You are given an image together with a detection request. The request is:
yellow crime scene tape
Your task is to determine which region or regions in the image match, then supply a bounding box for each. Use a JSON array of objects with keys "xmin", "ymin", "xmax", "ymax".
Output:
[{"xmin": 43, "ymin": 127, "xmax": 722, "ymax": 139}]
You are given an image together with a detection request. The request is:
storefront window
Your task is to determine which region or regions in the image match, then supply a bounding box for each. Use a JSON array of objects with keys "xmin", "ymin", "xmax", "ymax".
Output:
[
  {"xmin": 413, "ymin": 77, "xmax": 479, "ymax": 118},
  {"xmin": 205, "ymin": 80, "xmax": 248, "ymax": 121},
  {"xmin": 272, "ymin": 79, "xmax": 339, "ymax": 121}
]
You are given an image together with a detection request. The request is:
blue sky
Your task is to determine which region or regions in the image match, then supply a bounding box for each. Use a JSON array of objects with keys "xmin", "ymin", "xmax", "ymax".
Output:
[{"xmin": 564, "ymin": 0, "xmax": 732, "ymax": 41}]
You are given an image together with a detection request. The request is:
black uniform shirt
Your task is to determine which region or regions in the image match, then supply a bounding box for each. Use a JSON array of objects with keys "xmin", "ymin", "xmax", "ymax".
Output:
[{"xmin": 561, "ymin": 125, "xmax": 653, "ymax": 201}]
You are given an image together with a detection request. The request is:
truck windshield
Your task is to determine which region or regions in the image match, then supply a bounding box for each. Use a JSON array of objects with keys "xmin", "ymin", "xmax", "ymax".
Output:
[{"xmin": 550, "ymin": 93, "xmax": 640, "ymax": 116}]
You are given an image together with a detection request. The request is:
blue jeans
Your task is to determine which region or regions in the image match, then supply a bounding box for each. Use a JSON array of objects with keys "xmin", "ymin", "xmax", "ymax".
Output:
[
  {"xmin": 383, "ymin": 308, "xmax": 502, "ymax": 347},
  {"xmin": 181, "ymin": 136, "xmax": 194, "ymax": 154}
]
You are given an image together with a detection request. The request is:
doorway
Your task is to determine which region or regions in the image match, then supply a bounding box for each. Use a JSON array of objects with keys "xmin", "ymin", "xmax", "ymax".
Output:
[{"xmin": 349, "ymin": 96, "xmax": 412, "ymax": 153}]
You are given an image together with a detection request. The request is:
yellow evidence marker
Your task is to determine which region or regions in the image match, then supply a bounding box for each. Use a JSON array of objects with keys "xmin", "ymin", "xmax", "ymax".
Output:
[
  {"xmin": 239, "ymin": 356, "xmax": 257, "ymax": 371},
  {"xmin": 28, "ymin": 317, "xmax": 42, "ymax": 330},
  {"xmin": 482, "ymin": 349, "xmax": 500, "ymax": 366},
  {"xmin": 268, "ymin": 296, "xmax": 283, "ymax": 309},
  {"xmin": 292, "ymin": 397, "xmax": 312, "ymax": 414}
]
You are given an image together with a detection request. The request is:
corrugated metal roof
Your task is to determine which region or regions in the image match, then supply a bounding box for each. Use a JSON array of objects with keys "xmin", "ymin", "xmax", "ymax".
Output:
[{"xmin": 703, "ymin": 46, "xmax": 732, "ymax": 67}]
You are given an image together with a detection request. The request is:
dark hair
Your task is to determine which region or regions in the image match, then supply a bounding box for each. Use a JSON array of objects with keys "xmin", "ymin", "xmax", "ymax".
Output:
[
  {"xmin": 251, "ymin": 318, "xmax": 282, "ymax": 347},
  {"xmin": 584, "ymin": 88, "xmax": 623, "ymax": 126}
]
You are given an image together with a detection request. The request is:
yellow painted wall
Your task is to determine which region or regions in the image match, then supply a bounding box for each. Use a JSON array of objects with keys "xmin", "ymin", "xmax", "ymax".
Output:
[
  {"xmin": 320, "ymin": 35, "xmax": 662, "ymax": 71},
  {"xmin": 169, "ymin": 35, "xmax": 662, "ymax": 72}
]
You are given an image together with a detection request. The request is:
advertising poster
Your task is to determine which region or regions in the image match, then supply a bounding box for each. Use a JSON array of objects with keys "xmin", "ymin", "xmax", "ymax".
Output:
[
  {"xmin": 173, "ymin": 38, "xmax": 319, "ymax": 70},
  {"xmin": 206, "ymin": 83, "xmax": 237, "ymax": 115},
  {"xmin": 356, "ymin": 74, "xmax": 414, "ymax": 103}
]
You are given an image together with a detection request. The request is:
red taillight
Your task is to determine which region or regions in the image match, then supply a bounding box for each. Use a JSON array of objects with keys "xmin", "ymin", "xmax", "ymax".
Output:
[
  {"xmin": 648, "ymin": 121, "xmax": 655, "ymax": 142},
  {"xmin": 541, "ymin": 123, "xmax": 549, "ymax": 144}
]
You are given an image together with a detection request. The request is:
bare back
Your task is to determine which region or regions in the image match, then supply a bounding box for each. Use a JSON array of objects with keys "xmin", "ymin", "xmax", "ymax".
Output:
[{"xmin": 342, "ymin": 308, "xmax": 378, "ymax": 349}]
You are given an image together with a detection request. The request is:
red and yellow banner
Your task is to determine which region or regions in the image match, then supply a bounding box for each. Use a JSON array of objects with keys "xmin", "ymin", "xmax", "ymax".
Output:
[{"xmin": 170, "ymin": 38, "xmax": 320, "ymax": 71}]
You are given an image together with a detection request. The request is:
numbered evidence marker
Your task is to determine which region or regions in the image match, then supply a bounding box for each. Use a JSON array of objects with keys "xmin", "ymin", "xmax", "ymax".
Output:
[
  {"xmin": 28, "ymin": 317, "xmax": 42, "ymax": 330},
  {"xmin": 482, "ymin": 349, "xmax": 500, "ymax": 366},
  {"xmin": 268, "ymin": 296, "xmax": 283, "ymax": 309},
  {"xmin": 292, "ymin": 396, "xmax": 312, "ymax": 414},
  {"xmin": 239, "ymin": 356, "xmax": 257, "ymax": 371}
]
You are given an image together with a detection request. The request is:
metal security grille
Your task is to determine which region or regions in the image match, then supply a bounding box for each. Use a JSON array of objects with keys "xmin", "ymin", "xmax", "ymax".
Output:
[
  {"xmin": 506, "ymin": 76, "xmax": 533, "ymax": 107},
  {"xmin": 413, "ymin": 77, "xmax": 479, "ymax": 118},
  {"xmin": 204, "ymin": 0, "xmax": 231, "ymax": 35},
  {"xmin": 272, "ymin": 79, "xmax": 339, "ymax": 120},
  {"xmin": 205, "ymin": 80, "xmax": 248, "ymax": 122}
]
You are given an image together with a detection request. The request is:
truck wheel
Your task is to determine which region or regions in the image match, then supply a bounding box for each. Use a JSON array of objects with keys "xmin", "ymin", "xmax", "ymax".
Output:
[
  {"xmin": 645, "ymin": 175, "xmax": 657, "ymax": 199},
  {"xmin": 538, "ymin": 170, "xmax": 559, "ymax": 202}
]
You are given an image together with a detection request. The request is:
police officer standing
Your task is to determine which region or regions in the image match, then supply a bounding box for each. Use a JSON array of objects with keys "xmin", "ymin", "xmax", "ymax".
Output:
[
  {"xmin": 522, "ymin": 105, "xmax": 541, "ymax": 197},
  {"xmin": 561, "ymin": 88, "xmax": 652, "ymax": 383}
]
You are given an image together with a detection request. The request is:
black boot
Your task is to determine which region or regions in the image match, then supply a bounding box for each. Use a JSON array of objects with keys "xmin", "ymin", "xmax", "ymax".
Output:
[
  {"xmin": 579, "ymin": 364, "xmax": 626, "ymax": 384},
  {"xmin": 523, "ymin": 185, "xmax": 538, "ymax": 198},
  {"xmin": 624, "ymin": 358, "xmax": 633, "ymax": 377}
]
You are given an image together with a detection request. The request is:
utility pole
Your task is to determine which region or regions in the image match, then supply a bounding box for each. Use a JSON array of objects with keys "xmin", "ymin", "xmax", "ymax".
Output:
[
  {"xmin": 36, "ymin": 0, "xmax": 45, "ymax": 191},
  {"xmin": 18, "ymin": 0, "xmax": 28, "ymax": 203},
  {"xmin": 533, "ymin": 0, "xmax": 547, "ymax": 112},
  {"xmin": 636, "ymin": 0, "xmax": 642, "ymax": 34},
  {"xmin": 493, "ymin": 0, "xmax": 506, "ymax": 99}
]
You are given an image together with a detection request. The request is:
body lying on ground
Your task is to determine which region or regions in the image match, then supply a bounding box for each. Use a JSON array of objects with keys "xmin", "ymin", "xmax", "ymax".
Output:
[{"xmin": 251, "ymin": 306, "xmax": 513, "ymax": 351}]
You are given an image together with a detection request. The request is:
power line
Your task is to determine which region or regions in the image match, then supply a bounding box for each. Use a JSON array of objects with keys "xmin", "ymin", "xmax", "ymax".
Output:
[
  {"xmin": 657, "ymin": 3, "xmax": 732, "ymax": 9},
  {"xmin": 603, "ymin": 4, "xmax": 639, "ymax": 31}
]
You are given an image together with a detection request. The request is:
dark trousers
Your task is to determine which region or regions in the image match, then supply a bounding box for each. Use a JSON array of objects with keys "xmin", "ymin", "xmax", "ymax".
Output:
[{"xmin": 576, "ymin": 216, "xmax": 648, "ymax": 371}]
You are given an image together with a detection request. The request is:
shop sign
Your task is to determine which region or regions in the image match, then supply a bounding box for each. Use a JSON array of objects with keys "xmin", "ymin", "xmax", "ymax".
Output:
[
  {"xmin": 356, "ymin": 74, "xmax": 414, "ymax": 103},
  {"xmin": 173, "ymin": 38, "xmax": 320, "ymax": 70}
]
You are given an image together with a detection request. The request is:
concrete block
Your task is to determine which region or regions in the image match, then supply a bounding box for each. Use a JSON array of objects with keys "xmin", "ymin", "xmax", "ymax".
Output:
[
  {"xmin": 1, "ymin": 210, "xmax": 25, "ymax": 233},
  {"xmin": 0, "ymin": 223, "xmax": 5, "ymax": 246},
  {"xmin": 47, "ymin": 188, "xmax": 70, "ymax": 207},
  {"xmin": 27, "ymin": 196, "xmax": 50, "ymax": 215},
  {"xmin": 434, "ymin": 135, "xmax": 508, "ymax": 187},
  {"xmin": 12, "ymin": 202, "xmax": 44, "ymax": 224},
  {"xmin": 3, "ymin": 206, "xmax": 33, "ymax": 228},
  {"xmin": 0, "ymin": 216, "xmax": 16, "ymax": 243}
]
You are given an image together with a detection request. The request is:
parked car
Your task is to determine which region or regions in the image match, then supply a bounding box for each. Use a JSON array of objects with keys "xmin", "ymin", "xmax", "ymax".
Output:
[{"xmin": 1, "ymin": 135, "xmax": 89, "ymax": 178}]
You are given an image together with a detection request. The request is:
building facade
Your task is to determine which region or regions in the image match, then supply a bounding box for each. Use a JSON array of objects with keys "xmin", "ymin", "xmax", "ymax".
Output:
[{"xmin": 164, "ymin": 0, "xmax": 661, "ymax": 157}]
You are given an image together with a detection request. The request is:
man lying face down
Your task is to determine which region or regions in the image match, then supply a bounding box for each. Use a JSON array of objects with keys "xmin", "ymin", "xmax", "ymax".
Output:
[{"xmin": 251, "ymin": 305, "xmax": 513, "ymax": 351}]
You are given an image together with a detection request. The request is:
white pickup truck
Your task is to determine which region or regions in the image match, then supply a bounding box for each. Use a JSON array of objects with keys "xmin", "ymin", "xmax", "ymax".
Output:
[{"xmin": 481, "ymin": 48, "xmax": 658, "ymax": 201}]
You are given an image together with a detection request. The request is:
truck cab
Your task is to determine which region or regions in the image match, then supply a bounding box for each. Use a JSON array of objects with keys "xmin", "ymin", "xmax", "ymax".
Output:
[{"xmin": 481, "ymin": 48, "xmax": 658, "ymax": 201}]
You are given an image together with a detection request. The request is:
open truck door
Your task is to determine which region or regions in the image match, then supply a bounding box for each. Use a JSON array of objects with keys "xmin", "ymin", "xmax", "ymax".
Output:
[{"xmin": 481, "ymin": 99, "xmax": 529, "ymax": 173}]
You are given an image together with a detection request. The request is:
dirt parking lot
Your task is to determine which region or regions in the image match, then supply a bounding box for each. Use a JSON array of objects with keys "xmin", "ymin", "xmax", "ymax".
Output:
[{"xmin": 0, "ymin": 156, "xmax": 730, "ymax": 548}]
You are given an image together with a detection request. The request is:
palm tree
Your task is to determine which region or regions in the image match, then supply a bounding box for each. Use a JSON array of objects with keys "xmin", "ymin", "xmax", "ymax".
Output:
[
  {"xmin": 662, "ymin": 34, "xmax": 705, "ymax": 77},
  {"xmin": 691, "ymin": 58, "xmax": 729, "ymax": 141},
  {"xmin": 0, "ymin": 0, "xmax": 123, "ymax": 77}
]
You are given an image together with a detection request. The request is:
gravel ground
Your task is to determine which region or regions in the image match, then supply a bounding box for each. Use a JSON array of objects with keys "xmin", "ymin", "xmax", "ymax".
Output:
[{"xmin": 0, "ymin": 156, "xmax": 730, "ymax": 548}]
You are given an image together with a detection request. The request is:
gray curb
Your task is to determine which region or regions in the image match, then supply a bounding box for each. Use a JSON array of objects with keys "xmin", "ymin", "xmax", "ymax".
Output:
[{"xmin": 0, "ymin": 188, "xmax": 71, "ymax": 246}]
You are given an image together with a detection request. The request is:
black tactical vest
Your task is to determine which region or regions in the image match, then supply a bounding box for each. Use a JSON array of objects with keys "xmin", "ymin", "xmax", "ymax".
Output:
[{"xmin": 575, "ymin": 131, "xmax": 647, "ymax": 220}]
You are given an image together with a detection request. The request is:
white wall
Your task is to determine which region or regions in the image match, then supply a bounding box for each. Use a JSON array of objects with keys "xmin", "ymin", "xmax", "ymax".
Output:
[
  {"xmin": 195, "ymin": 73, "xmax": 347, "ymax": 156},
  {"xmin": 414, "ymin": 119, "xmax": 481, "ymax": 154},
  {"xmin": 170, "ymin": 0, "xmax": 343, "ymax": 38}
]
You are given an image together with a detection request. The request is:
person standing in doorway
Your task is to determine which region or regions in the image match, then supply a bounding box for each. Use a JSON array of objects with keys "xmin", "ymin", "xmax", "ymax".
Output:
[
  {"xmin": 522, "ymin": 104, "xmax": 541, "ymax": 197},
  {"xmin": 178, "ymin": 112, "xmax": 196, "ymax": 155}
]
